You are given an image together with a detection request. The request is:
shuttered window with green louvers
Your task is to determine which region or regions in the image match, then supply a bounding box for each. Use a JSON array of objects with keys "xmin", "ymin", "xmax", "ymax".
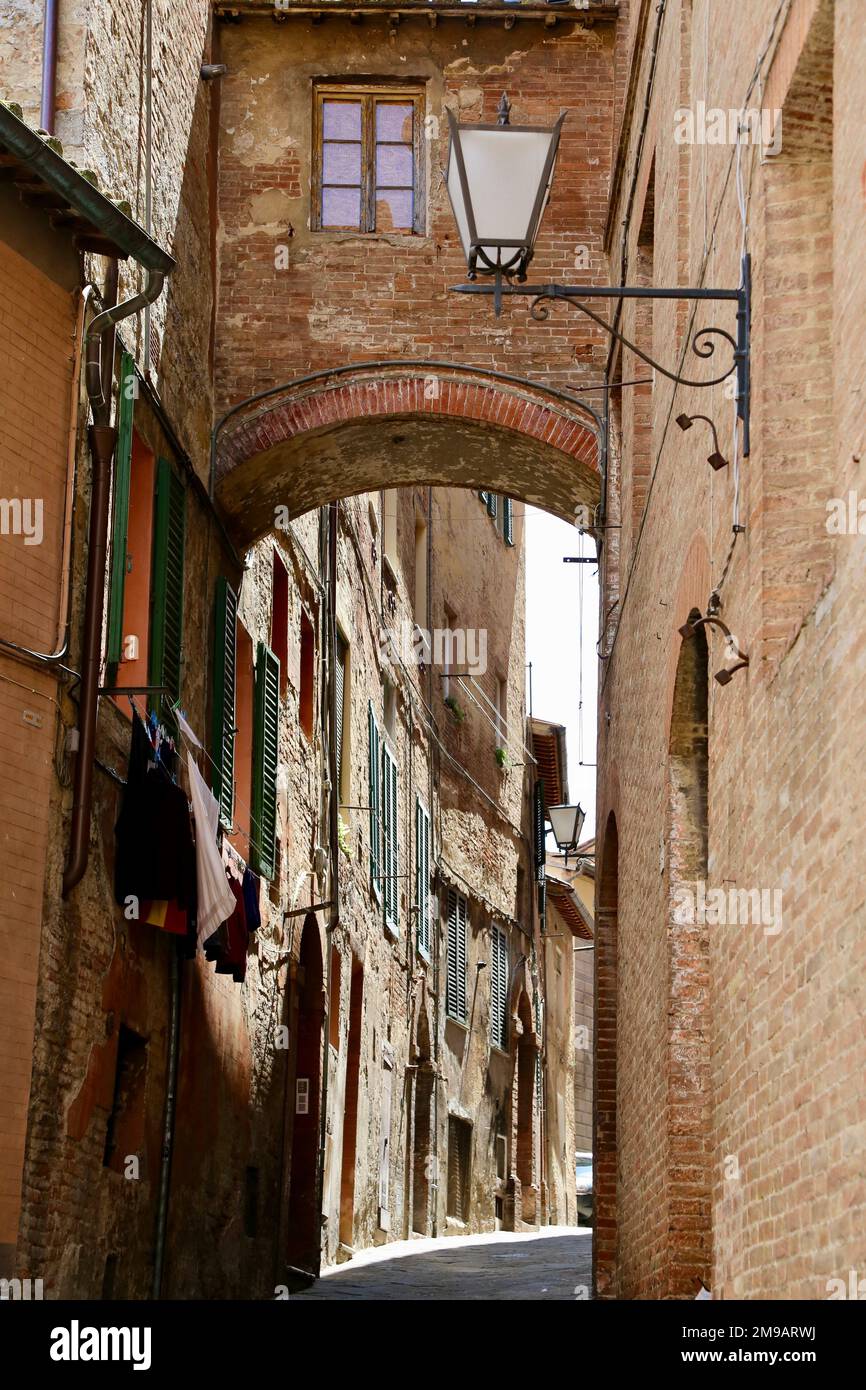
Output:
[
  {"xmin": 487, "ymin": 492, "xmax": 498, "ymax": 520},
  {"xmin": 252, "ymin": 641, "xmax": 280, "ymax": 879},
  {"xmin": 369, "ymin": 703, "xmax": 382, "ymax": 900},
  {"xmin": 490, "ymin": 925, "xmax": 509, "ymax": 1050},
  {"xmin": 150, "ymin": 456, "xmax": 186, "ymax": 705},
  {"xmin": 503, "ymin": 497, "xmax": 514, "ymax": 546},
  {"xmin": 533, "ymin": 780, "xmax": 546, "ymax": 884},
  {"xmin": 211, "ymin": 576, "xmax": 238, "ymax": 827},
  {"xmin": 335, "ymin": 632, "xmax": 347, "ymax": 798},
  {"xmin": 415, "ymin": 798, "xmax": 431, "ymax": 958},
  {"xmin": 445, "ymin": 888, "xmax": 467, "ymax": 1022},
  {"xmin": 106, "ymin": 351, "xmax": 136, "ymax": 668},
  {"xmin": 382, "ymin": 742, "xmax": 398, "ymax": 933}
]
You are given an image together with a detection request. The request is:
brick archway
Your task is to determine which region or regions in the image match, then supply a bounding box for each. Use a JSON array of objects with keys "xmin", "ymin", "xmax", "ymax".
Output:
[{"xmin": 212, "ymin": 363, "xmax": 603, "ymax": 546}]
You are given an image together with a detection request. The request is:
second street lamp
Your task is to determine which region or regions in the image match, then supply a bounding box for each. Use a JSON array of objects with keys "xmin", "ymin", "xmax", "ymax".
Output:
[{"xmin": 548, "ymin": 803, "xmax": 586, "ymax": 867}]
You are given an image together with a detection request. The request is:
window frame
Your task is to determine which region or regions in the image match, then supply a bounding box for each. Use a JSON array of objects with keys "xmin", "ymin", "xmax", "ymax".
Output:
[
  {"xmin": 312, "ymin": 81, "xmax": 425, "ymax": 236},
  {"xmin": 445, "ymin": 888, "xmax": 468, "ymax": 1024}
]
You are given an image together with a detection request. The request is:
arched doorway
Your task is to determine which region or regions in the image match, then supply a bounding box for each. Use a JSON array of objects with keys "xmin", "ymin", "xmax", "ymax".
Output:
[
  {"xmin": 667, "ymin": 616, "xmax": 711, "ymax": 1296},
  {"xmin": 594, "ymin": 811, "xmax": 619, "ymax": 1298},
  {"xmin": 411, "ymin": 1004, "xmax": 434, "ymax": 1236},
  {"xmin": 286, "ymin": 914, "xmax": 325, "ymax": 1273},
  {"xmin": 514, "ymin": 990, "xmax": 537, "ymax": 1226}
]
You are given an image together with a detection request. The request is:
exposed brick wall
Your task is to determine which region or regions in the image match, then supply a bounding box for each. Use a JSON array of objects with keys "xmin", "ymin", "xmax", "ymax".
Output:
[{"xmin": 0, "ymin": 238, "xmax": 73, "ymax": 1274}]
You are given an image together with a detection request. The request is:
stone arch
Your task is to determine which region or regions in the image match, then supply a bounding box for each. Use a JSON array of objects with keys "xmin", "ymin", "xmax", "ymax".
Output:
[
  {"xmin": 286, "ymin": 912, "xmax": 325, "ymax": 1274},
  {"xmin": 594, "ymin": 810, "xmax": 619, "ymax": 1298},
  {"xmin": 212, "ymin": 363, "xmax": 603, "ymax": 545},
  {"xmin": 666, "ymin": 618, "xmax": 712, "ymax": 1297}
]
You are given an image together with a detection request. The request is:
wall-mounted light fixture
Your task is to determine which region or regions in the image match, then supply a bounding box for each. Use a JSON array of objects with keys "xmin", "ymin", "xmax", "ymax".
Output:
[
  {"xmin": 678, "ymin": 613, "xmax": 749, "ymax": 686},
  {"xmin": 446, "ymin": 94, "xmax": 752, "ymax": 454},
  {"xmin": 548, "ymin": 803, "xmax": 586, "ymax": 866},
  {"xmin": 675, "ymin": 413, "xmax": 728, "ymax": 471}
]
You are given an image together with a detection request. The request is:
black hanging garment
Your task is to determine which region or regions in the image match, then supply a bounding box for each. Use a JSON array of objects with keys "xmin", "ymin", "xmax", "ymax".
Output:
[{"xmin": 114, "ymin": 712, "xmax": 198, "ymax": 920}]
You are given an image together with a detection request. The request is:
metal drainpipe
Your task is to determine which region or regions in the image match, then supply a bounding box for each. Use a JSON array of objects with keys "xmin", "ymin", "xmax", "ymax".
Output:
[
  {"xmin": 40, "ymin": 0, "xmax": 59, "ymax": 134},
  {"xmin": 62, "ymin": 265, "xmax": 167, "ymax": 897},
  {"xmin": 313, "ymin": 499, "xmax": 340, "ymax": 1277},
  {"xmin": 152, "ymin": 947, "xmax": 181, "ymax": 1298}
]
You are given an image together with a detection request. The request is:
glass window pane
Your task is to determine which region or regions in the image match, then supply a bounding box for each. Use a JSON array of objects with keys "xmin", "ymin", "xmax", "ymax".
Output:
[
  {"xmin": 323, "ymin": 100, "xmax": 361, "ymax": 139},
  {"xmin": 376, "ymin": 188, "xmax": 413, "ymax": 231},
  {"xmin": 376, "ymin": 102, "xmax": 414, "ymax": 143},
  {"xmin": 323, "ymin": 141, "xmax": 362, "ymax": 185},
  {"xmin": 376, "ymin": 144, "xmax": 413, "ymax": 188},
  {"xmin": 322, "ymin": 186, "xmax": 362, "ymax": 228}
]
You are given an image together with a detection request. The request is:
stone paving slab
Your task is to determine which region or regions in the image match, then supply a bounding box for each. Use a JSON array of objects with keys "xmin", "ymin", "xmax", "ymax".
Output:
[{"xmin": 292, "ymin": 1226, "xmax": 592, "ymax": 1301}]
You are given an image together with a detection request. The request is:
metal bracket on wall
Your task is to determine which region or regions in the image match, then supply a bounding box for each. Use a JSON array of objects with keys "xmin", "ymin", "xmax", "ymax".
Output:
[{"xmin": 452, "ymin": 253, "xmax": 752, "ymax": 457}]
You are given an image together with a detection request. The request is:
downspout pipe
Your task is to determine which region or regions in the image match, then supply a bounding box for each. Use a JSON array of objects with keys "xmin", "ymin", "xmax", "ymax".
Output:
[
  {"xmin": 40, "ymin": 0, "xmax": 59, "ymax": 134},
  {"xmin": 62, "ymin": 266, "xmax": 167, "ymax": 897}
]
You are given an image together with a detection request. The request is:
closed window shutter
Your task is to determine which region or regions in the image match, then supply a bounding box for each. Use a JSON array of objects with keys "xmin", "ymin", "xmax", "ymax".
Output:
[
  {"xmin": 416, "ymin": 799, "xmax": 430, "ymax": 956},
  {"xmin": 107, "ymin": 352, "xmax": 136, "ymax": 667},
  {"xmin": 369, "ymin": 703, "xmax": 381, "ymax": 899},
  {"xmin": 478, "ymin": 490, "xmax": 490, "ymax": 508},
  {"xmin": 150, "ymin": 457, "xmax": 186, "ymax": 704},
  {"xmin": 490, "ymin": 926, "xmax": 508, "ymax": 1049},
  {"xmin": 446, "ymin": 889, "xmax": 467, "ymax": 1021},
  {"xmin": 383, "ymin": 744, "xmax": 398, "ymax": 932},
  {"xmin": 487, "ymin": 492, "xmax": 498, "ymax": 520},
  {"xmin": 335, "ymin": 633, "xmax": 346, "ymax": 796},
  {"xmin": 503, "ymin": 497, "xmax": 514, "ymax": 546},
  {"xmin": 252, "ymin": 641, "xmax": 280, "ymax": 879},
  {"xmin": 211, "ymin": 576, "xmax": 238, "ymax": 826},
  {"xmin": 533, "ymin": 780, "xmax": 546, "ymax": 884}
]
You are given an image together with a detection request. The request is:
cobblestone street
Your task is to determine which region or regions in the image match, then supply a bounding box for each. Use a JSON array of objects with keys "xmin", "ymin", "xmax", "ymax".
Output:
[{"xmin": 292, "ymin": 1227, "xmax": 592, "ymax": 1301}]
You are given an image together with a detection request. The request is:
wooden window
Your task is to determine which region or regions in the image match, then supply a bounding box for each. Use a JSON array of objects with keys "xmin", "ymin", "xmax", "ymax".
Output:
[
  {"xmin": 447, "ymin": 1116, "xmax": 472, "ymax": 1222},
  {"xmin": 502, "ymin": 497, "xmax": 514, "ymax": 546},
  {"xmin": 106, "ymin": 351, "xmax": 136, "ymax": 668},
  {"xmin": 335, "ymin": 630, "xmax": 348, "ymax": 802},
  {"xmin": 415, "ymin": 798, "xmax": 431, "ymax": 959},
  {"xmin": 313, "ymin": 83, "xmax": 424, "ymax": 235},
  {"xmin": 368, "ymin": 703, "xmax": 382, "ymax": 901},
  {"xmin": 252, "ymin": 641, "xmax": 280, "ymax": 880},
  {"xmin": 271, "ymin": 549, "xmax": 289, "ymax": 695},
  {"xmin": 490, "ymin": 925, "xmax": 509, "ymax": 1051},
  {"xmin": 445, "ymin": 889, "xmax": 467, "ymax": 1022},
  {"xmin": 150, "ymin": 456, "xmax": 186, "ymax": 705},
  {"xmin": 300, "ymin": 610, "xmax": 314, "ymax": 740},
  {"xmin": 211, "ymin": 575, "xmax": 239, "ymax": 827},
  {"xmin": 382, "ymin": 741, "xmax": 398, "ymax": 934}
]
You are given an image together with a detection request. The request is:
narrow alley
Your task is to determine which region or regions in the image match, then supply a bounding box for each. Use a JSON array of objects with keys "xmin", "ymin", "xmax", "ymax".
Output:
[{"xmin": 291, "ymin": 1229, "xmax": 593, "ymax": 1302}]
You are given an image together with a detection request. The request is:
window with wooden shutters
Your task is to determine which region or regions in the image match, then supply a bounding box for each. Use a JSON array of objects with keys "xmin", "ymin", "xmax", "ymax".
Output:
[
  {"xmin": 382, "ymin": 742, "xmax": 398, "ymax": 934},
  {"xmin": 487, "ymin": 492, "xmax": 498, "ymax": 520},
  {"xmin": 446, "ymin": 1116, "xmax": 472, "ymax": 1222},
  {"xmin": 368, "ymin": 703, "xmax": 382, "ymax": 900},
  {"xmin": 533, "ymin": 780, "xmax": 546, "ymax": 885},
  {"xmin": 490, "ymin": 925, "xmax": 509, "ymax": 1051},
  {"xmin": 335, "ymin": 631, "xmax": 347, "ymax": 800},
  {"xmin": 415, "ymin": 798, "xmax": 431, "ymax": 959},
  {"xmin": 107, "ymin": 351, "xmax": 136, "ymax": 667},
  {"xmin": 150, "ymin": 456, "xmax": 186, "ymax": 704},
  {"xmin": 252, "ymin": 642, "xmax": 280, "ymax": 880},
  {"xmin": 503, "ymin": 497, "xmax": 514, "ymax": 546},
  {"xmin": 445, "ymin": 889, "xmax": 467, "ymax": 1022},
  {"xmin": 211, "ymin": 577, "xmax": 238, "ymax": 827},
  {"xmin": 313, "ymin": 84, "xmax": 424, "ymax": 235}
]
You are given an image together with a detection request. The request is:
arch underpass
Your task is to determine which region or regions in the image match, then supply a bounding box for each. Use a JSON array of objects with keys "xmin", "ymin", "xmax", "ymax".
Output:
[{"xmin": 211, "ymin": 363, "xmax": 604, "ymax": 545}]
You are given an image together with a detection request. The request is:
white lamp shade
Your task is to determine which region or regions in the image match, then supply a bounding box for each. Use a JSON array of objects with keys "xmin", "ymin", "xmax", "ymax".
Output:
[
  {"xmin": 548, "ymin": 803, "xmax": 585, "ymax": 852},
  {"xmin": 446, "ymin": 109, "xmax": 565, "ymax": 277}
]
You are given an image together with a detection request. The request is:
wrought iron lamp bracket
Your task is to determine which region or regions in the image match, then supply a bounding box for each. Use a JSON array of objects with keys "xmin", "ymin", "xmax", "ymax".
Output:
[{"xmin": 452, "ymin": 253, "xmax": 751, "ymax": 455}]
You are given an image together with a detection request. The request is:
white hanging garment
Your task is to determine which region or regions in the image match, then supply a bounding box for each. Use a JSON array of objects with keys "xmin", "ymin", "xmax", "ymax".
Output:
[{"xmin": 187, "ymin": 752, "xmax": 235, "ymax": 945}]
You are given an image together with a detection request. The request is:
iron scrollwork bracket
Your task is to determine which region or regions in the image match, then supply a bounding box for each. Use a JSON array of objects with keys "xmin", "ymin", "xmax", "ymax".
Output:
[{"xmin": 452, "ymin": 254, "xmax": 751, "ymax": 456}]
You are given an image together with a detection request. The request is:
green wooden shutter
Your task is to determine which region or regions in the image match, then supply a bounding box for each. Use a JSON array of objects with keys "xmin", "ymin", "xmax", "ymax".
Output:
[
  {"xmin": 487, "ymin": 492, "xmax": 498, "ymax": 520},
  {"xmin": 211, "ymin": 576, "xmax": 238, "ymax": 826},
  {"xmin": 416, "ymin": 799, "xmax": 430, "ymax": 957},
  {"xmin": 368, "ymin": 703, "xmax": 381, "ymax": 900},
  {"xmin": 383, "ymin": 743, "xmax": 398, "ymax": 933},
  {"xmin": 503, "ymin": 497, "xmax": 514, "ymax": 546},
  {"xmin": 150, "ymin": 457, "xmax": 186, "ymax": 704},
  {"xmin": 490, "ymin": 926, "xmax": 508, "ymax": 1049},
  {"xmin": 533, "ymin": 780, "xmax": 546, "ymax": 885},
  {"xmin": 106, "ymin": 352, "xmax": 136, "ymax": 666},
  {"xmin": 252, "ymin": 641, "xmax": 280, "ymax": 879},
  {"xmin": 478, "ymin": 490, "xmax": 490, "ymax": 508},
  {"xmin": 335, "ymin": 632, "xmax": 346, "ymax": 798},
  {"xmin": 446, "ymin": 889, "xmax": 467, "ymax": 1022}
]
